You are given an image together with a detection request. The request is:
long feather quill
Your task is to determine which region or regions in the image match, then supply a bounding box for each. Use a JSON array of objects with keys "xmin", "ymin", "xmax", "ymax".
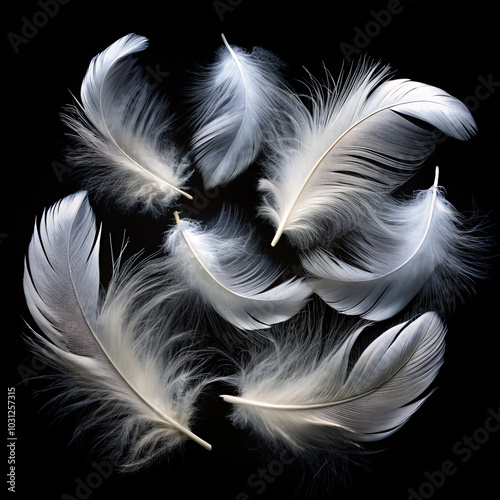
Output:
[
  {"xmin": 258, "ymin": 60, "xmax": 476, "ymax": 247},
  {"xmin": 62, "ymin": 34, "xmax": 192, "ymax": 215},
  {"xmin": 23, "ymin": 191, "xmax": 212, "ymax": 471},
  {"xmin": 301, "ymin": 167, "xmax": 485, "ymax": 321},
  {"xmin": 189, "ymin": 34, "xmax": 288, "ymax": 189},
  {"xmin": 221, "ymin": 312, "xmax": 446, "ymax": 455},
  {"xmin": 162, "ymin": 209, "xmax": 312, "ymax": 330}
]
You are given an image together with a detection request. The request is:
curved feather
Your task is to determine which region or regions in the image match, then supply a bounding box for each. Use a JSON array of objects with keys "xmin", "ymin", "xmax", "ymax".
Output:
[
  {"xmin": 62, "ymin": 34, "xmax": 192, "ymax": 214},
  {"xmin": 258, "ymin": 60, "xmax": 476, "ymax": 247},
  {"xmin": 23, "ymin": 192, "xmax": 211, "ymax": 471},
  {"xmin": 189, "ymin": 34, "xmax": 287, "ymax": 189},
  {"xmin": 163, "ymin": 209, "xmax": 311, "ymax": 330},
  {"xmin": 301, "ymin": 167, "xmax": 485, "ymax": 321},
  {"xmin": 221, "ymin": 312, "xmax": 446, "ymax": 453}
]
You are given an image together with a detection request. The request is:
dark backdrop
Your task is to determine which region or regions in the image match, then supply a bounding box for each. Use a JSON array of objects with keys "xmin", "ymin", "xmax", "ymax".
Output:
[{"xmin": 3, "ymin": 1, "xmax": 499, "ymax": 499}]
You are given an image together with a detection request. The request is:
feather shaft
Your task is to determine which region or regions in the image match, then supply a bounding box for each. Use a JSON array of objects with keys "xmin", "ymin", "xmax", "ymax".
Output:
[{"xmin": 221, "ymin": 392, "xmax": 376, "ymax": 410}]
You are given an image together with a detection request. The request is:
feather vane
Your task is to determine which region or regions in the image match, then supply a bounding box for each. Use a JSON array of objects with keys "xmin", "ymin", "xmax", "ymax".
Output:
[
  {"xmin": 23, "ymin": 191, "xmax": 211, "ymax": 471},
  {"xmin": 189, "ymin": 34, "xmax": 287, "ymax": 189},
  {"xmin": 62, "ymin": 33, "xmax": 192, "ymax": 214},
  {"xmin": 258, "ymin": 61, "xmax": 476, "ymax": 247},
  {"xmin": 301, "ymin": 167, "xmax": 485, "ymax": 320},
  {"xmin": 221, "ymin": 312, "xmax": 446, "ymax": 452},
  {"xmin": 163, "ymin": 209, "xmax": 312, "ymax": 330}
]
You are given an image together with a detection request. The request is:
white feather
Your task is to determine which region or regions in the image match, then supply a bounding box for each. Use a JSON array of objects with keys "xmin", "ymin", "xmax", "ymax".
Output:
[
  {"xmin": 62, "ymin": 34, "xmax": 192, "ymax": 215},
  {"xmin": 258, "ymin": 60, "xmax": 477, "ymax": 247},
  {"xmin": 23, "ymin": 191, "xmax": 212, "ymax": 471},
  {"xmin": 189, "ymin": 34, "xmax": 288, "ymax": 189},
  {"xmin": 163, "ymin": 209, "xmax": 312, "ymax": 330},
  {"xmin": 301, "ymin": 167, "xmax": 485, "ymax": 321},
  {"xmin": 221, "ymin": 312, "xmax": 446, "ymax": 455}
]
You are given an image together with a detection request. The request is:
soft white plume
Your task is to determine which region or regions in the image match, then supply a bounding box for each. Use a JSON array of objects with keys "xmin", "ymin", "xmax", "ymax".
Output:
[
  {"xmin": 301, "ymin": 167, "xmax": 486, "ymax": 321},
  {"xmin": 162, "ymin": 208, "xmax": 312, "ymax": 330},
  {"xmin": 23, "ymin": 191, "xmax": 212, "ymax": 471},
  {"xmin": 62, "ymin": 33, "xmax": 192, "ymax": 215},
  {"xmin": 221, "ymin": 311, "xmax": 446, "ymax": 455},
  {"xmin": 189, "ymin": 34, "xmax": 288, "ymax": 189},
  {"xmin": 258, "ymin": 60, "xmax": 477, "ymax": 247}
]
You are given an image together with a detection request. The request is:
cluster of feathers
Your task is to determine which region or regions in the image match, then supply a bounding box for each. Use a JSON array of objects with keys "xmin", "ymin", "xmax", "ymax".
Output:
[{"xmin": 23, "ymin": 33, "xmax": 485, "ymax": 475}]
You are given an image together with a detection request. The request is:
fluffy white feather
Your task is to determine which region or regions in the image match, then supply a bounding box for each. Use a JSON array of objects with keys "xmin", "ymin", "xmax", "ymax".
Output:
[
  {"xmin": 301, "ymin": 167, "xmax": 485, "ymax": 321},
  {"xmin": 62, "ymin": 34, "xmax": 192, "ymax": 215},
  {"xmin": 23, "ymin": 191, "xmax": 212, "ymax": 471},
  {"xmin": 162, "ymin": 209, "xmax": 312, "ymax": 330},
  {"xmin": 258, "ymin": 60, "xmax": 477, "ymax": 247},
  {"xmin": 221, "ymin": 311, "xmax": 446, "ymax": 455},
  {"xmin": 189, "ymin": 34, "xmax": 288, "ymax": 189}
]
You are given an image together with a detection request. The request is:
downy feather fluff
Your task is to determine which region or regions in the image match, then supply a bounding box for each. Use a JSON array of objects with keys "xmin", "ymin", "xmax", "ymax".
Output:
[
  {"xmin": 189, "ymin": 34, "xmax": 288, "ymax": 189},
  {"xmin": 301, "ymin": 167, "xmax": 485, "ymax": 321},
  {"xmin": 62, "ymin": 34, "xmax": 192, "ymax": 215},
  {"xmin": 22, "ymin": 191, "xmax": 212, "ymax": 471},
  {"xmin": 162, "ymin": 208, "xmax": 312, "ymax": 330},
  {"xmin": 221, "ymin": 311, "xmax": 446, "ymax": 455},
  {"xmin": 258, "ymin": 60, "xmax": 476, "ymax": 248}
]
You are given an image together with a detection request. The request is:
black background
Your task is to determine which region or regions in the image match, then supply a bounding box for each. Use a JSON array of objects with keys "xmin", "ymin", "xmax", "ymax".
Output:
[{"xmin": 3, "ymin": 0, "xmax": 499, "ymax": 499}]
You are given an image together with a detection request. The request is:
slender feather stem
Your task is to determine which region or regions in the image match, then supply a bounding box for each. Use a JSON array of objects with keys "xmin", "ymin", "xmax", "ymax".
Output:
[{"xmin": 220, "ymin": 391, "xmax": 376, "ymax": 409}]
